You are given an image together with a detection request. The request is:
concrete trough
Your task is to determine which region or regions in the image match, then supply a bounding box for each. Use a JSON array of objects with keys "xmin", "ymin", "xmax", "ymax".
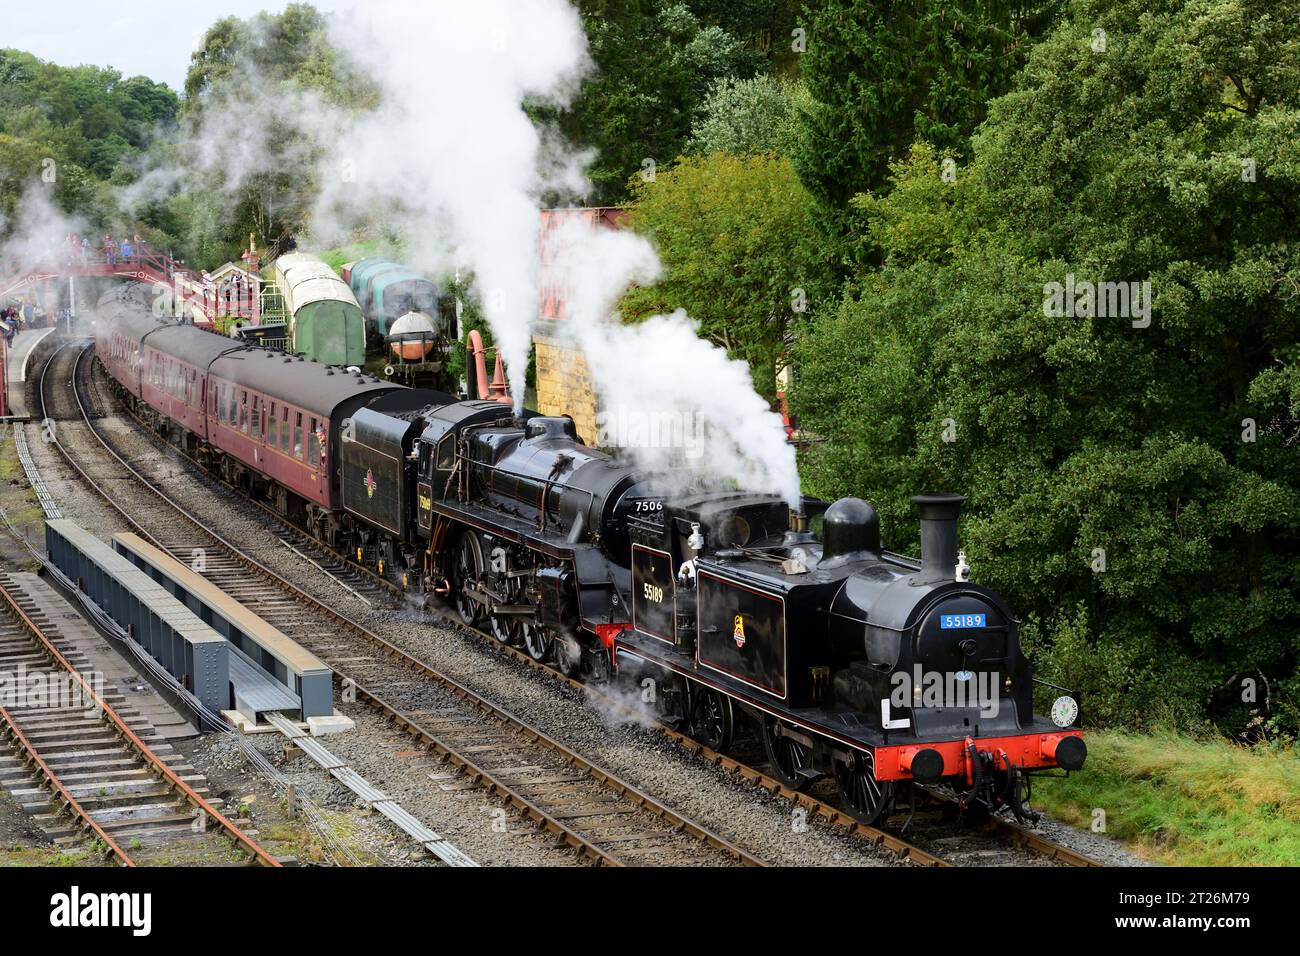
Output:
[
  {"xmin": 111, "ymin": 533, "xmax": 334, "ymax": 720},
  {"xmin": 44, "ymin": 519, "xmax": 228, "ymax": 713}
]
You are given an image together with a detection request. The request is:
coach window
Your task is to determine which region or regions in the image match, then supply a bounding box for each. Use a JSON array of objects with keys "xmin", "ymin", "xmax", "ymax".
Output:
[
  {"xmin": 308, "ymin": 418, "xmax": 321, "ymax": 465},
  {"xmin": 294, "ymin": 412, "xmax": 304, "ymax": 461},
  {"xmin": 268, "ymin": 402, "xmax": 278, "ymax": 447},
  {"xmin": 239, "ymin": 390, "xmax": 249, "ymax": 434},
  {"xmin": 281, "ymin": 407, "xmax": 291, "ymax": 453},
  {"xmin": 251, "ymin": 396, "xmax": 261, "ymax": 439},
  {"xmin": 228, "ymin": 388, "xmax": 239, "ymax": 427}
]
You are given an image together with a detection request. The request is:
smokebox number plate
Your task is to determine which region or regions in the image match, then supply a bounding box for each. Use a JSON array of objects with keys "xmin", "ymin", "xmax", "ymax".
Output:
[{"xmin": 940, "ymin": 613, "xmax": 986, "ymax": 629}]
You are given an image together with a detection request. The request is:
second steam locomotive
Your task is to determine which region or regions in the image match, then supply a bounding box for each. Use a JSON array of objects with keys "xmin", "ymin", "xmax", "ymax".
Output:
[{"xmin": 96, "ymin": 282, "xmax": 1086, "ymax": 824}]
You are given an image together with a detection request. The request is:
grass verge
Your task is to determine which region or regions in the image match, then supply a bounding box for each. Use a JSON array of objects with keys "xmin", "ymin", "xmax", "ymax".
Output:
[{"xmin": 1030, "ymin": 728, "xmax": 1300, "ymax": 865}]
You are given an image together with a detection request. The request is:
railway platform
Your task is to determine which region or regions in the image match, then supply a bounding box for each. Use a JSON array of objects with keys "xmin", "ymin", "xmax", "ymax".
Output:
[{"xmin": 3, "ymin": 326, "xmax": 56, "ymax": 420}]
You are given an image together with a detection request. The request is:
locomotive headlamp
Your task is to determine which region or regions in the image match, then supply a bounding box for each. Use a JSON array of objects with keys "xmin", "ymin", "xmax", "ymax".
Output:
[
  {"xmin": 1051, "ymin": 695, "xmax": 1079, "ymax": 728},
  {"xmin": 687, "ymin": 522, "xmax": 705, "ymax": 553}
]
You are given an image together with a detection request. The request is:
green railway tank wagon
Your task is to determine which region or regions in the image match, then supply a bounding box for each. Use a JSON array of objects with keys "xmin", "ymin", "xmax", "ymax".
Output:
[
  {"xmin": 346, "ymin": 258, "xmax": 443, "ymax": 336},
  {"xmin": 273, "ymin": 253, "xmax": 366, "ymax": 367}
]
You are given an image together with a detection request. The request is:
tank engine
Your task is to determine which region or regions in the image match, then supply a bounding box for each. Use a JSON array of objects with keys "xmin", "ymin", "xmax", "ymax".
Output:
[{"xmin": 612, "ymin": 491, "xmax": 1086, "ymax": 824}]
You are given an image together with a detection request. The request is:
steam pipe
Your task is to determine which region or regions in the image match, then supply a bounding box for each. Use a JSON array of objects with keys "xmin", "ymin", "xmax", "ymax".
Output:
[{"xmin": 466, "ymin": 329, "xmax": 512, "ymax": 404}]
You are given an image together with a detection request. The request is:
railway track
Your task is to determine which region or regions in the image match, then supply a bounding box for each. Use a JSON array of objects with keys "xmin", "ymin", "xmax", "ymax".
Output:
[
  {"xmin": 72, "ymin": 335, "xmax": 1101, "ymax": 869},
  {"xmin": 34, "ymin": 338, "xmax": 767, "ymax": 867},
  {"xmin": 0, "ymin": 571, "xmax": 278, "ymax": 867}
]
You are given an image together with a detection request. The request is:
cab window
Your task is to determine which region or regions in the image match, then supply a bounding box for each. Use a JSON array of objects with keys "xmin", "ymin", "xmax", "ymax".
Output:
[{"xmin": 436, "ymin": 434, "xmax": 456, "ymax": 469}]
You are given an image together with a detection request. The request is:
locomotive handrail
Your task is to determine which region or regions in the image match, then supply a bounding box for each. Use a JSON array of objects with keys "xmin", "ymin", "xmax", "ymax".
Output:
[{"xmin": 457, "ymin": 451, "xmax": 602, "ymax": 537}]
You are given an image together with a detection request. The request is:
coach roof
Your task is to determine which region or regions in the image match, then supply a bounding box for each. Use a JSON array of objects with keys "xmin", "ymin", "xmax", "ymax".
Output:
[
  {"xmin": 101, "ymin": 286, "xmax": 243, "ymax": 366},
  {"xmin": 208, "ymin": 348, "xmax": 399, "ymax": 420}
]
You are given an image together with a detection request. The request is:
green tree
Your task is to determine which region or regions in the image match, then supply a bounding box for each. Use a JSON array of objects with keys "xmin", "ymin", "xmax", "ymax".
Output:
[
  {"xmin": 688, "ymin": 75, "xmax": 808, "ymax": 157},
  {"xmin": 167, "ymin": 3, "xmax": 370, "ymax": 267},
  {"xmin": 791, "ymin": 0, "xmax": 1058, "ymax": 220},
  {"xmin": 793, "ymin": 0, "xmax": 1300, "ymax": 734},
  {"xmin": 0, "ymin": 49, "xmax": 176, "ymax": 241},
  {"xmin": 547, "ymin": 1, "xmax": 763, "ymax": 203},
  {"xmin": 621, "ymin": 152, "xmax": 830, "ymax": 401}
]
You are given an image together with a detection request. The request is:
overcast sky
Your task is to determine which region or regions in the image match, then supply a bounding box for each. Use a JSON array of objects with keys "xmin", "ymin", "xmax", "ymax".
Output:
[{"xmin": 8, "ymin": 0, "xmax": 354, "ymax": 91}]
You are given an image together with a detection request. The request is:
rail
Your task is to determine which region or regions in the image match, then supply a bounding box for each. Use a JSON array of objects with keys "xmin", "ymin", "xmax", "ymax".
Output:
[{"xmin": 0, "ymin": 574, "xmax": 280, "ymax": 867}]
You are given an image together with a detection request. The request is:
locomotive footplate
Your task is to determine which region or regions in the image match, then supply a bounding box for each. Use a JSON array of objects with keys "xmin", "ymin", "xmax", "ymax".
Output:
[{"xmin": 612, "ymin": 628, "xmax": 1085, "ymax": 783}]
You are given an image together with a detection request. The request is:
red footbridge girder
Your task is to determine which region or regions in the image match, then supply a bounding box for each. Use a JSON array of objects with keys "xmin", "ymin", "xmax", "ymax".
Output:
[{"xmin": 1, "ymin": 239, "xmax": 261, "ymax": 328}]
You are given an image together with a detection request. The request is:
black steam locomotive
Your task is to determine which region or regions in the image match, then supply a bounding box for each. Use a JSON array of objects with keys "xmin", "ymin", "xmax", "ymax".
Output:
[{"xmin": 99, "ymin": 287, "xmax": 1086, "ymax": 825}]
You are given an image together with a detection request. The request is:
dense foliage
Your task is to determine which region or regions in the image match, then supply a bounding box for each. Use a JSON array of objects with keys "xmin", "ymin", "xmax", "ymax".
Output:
[
  {"xmin": 792, "ymin": 0, "xmax": 1300, "ymax": 734},
  {"xmin": 792, "ymin": 0, "xmax": 1058, "ymax": 219},
  {"xmin": 155, "ymin": 2, "xmax": 372, "ymax": 267},
  {"xmin": 547, "ymin": 1, "xmax": 799, "ymax": 203},
  {"xmin": 0, "ymin": 49, "xmax": 177, "ymax": 236},
  {"xmin": 687, "ymin": 76, "xmax": 808, "ymax": 157}
]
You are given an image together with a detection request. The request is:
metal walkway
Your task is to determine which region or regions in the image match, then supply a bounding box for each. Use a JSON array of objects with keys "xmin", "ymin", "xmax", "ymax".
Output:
[{"xmin": 266, "ymin": 713, "xmax": 477, "ymax": 867}]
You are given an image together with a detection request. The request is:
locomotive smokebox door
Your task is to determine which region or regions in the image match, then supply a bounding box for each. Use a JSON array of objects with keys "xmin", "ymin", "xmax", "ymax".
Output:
[
  {"xmin": 632, "ymin": 544, "xmax": 675, "ymax": 645},
  {"xmin": 697, "ymin": 571, "xmax": 786, "ymax": 699}
]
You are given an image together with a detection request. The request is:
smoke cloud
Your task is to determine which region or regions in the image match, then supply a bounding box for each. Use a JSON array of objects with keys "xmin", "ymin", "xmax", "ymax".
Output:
[
  {"xmin": 0, "ymin": 184, "xmax": 90, "ymax": 299},
  {"xmin": 545, "ymin": 217, "xmax": 800, "ymax": 504},
  {"xmin": 308, "ymin": 1, "xmax": 591, "ymax": 407},
  {"xmin": 121, "ymin": 0, "xmax": 802, "ymax": 504}
]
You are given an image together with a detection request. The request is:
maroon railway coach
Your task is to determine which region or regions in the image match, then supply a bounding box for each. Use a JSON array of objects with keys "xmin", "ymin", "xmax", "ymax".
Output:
[{"xmin": 96, "ymin": 284, "xmax": 402, "ymax": 533}]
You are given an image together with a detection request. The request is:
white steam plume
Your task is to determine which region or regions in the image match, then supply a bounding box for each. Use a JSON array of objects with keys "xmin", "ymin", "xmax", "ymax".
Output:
[
  {"xmin": 546, "ymin": 218, "xmax": 801, "ymax": 505},
  {"xmin": 0, "ymin": 184, "xmax": 91, "ymax": 296},
  {"xmin": 124, "ymin": 0, "xmax": 801, "ymax": 505},
  {"xmin": 309, "ymin": 1, "xmax": 592, "ymax": 407}
]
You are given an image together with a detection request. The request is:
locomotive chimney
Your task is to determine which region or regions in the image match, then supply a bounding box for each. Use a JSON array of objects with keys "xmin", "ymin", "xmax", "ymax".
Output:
[{"xmin": 912, "ymin": 493, "xmax": 965, "ymax": 583}]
